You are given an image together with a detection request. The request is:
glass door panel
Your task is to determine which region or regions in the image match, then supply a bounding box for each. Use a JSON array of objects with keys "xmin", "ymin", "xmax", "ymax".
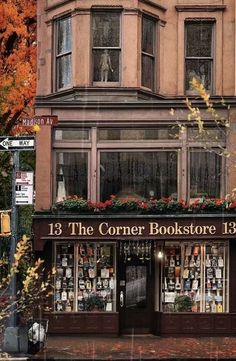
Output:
[{"xmin": 126, "ymin": 265, "xmax": 147, "ymax": 309}]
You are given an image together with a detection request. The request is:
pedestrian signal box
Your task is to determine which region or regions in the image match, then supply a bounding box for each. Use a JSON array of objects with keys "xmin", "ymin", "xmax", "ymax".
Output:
[{"xmin": 0, "ymin": 212, "xmax": 11, "ymax": 237}]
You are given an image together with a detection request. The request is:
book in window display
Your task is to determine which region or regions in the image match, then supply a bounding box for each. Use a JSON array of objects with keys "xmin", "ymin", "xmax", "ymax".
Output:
[
  {"xmin": 163, "ymin": 245, "xmax": 182, "ymax": 311},
  {"xmin": 182, "ymin": 243, "xmax": 201, "ymax": 312},
  {"xmin": 76, "ymin": 243, "xmax": 115, "ymax": 312},
  {"xmin": 204, "ymin": 243, "xmax": 225, "ymax": 313},
  {"xmin": 162, "ymin": 241, "xmax": 228, "ymax": 313},
  {"xmin": 54, "ymin": 244, "xmax": 75, "ymax": 312}
]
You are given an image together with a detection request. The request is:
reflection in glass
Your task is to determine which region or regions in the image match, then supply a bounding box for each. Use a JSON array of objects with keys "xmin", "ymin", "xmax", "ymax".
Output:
[
  {"xmin": 186, "ymin": 23, "xmax": 212, "ymax": 58},
  {"xmin": 185, "ymin": 22, "xmax": 213, "ymax": 92},
  {"xmin": 142, "ymin": 16, "xmax": 155, "ymax": 90},
  {"xmin": 93, "ymin": 49, "xmax": 119, "ymax": 82},
  {"xmin": 56, "ymin": 152, "xmax": 88, "ymax": 201},
  {"xmin": 142, "ymin": 17, "xmax": 154, "ymax": 55},
  {"xmin": 57, "ymin": 17, "xmax": 72, "ymax": 89},
  {"xmin": 92, "ymin": 13, "xmax": 120, "ymax": 82},
  {"xmin": 190, "ymin": 150, "xmax": 221, "ymax": 198},
  {"xmin": 188, "ymin": 127, "xmax": 225, "ymax": 142},
  {"xmin": 186, "ymin": 59, "xmax": 212, "ymax": 91},
  {"xmin": 126, "ymin": 266, "xmax": 147, "ymax": 309},
  {"xmin": 57, "ymin": 54, "xmax": 72, "ymax": 89},
  {"xmin": 100, "ymin": 151, "xmax": 177, "ymax": 201},
  {"xmin": 98, "ymin": 127, "xmax": 179, "ymax": 141},
  {"xmin": 93, "ymin": 13, "xmax": 120, "ymax": 47},
  {"xmin": 57, "ymin": 17, "xmax": 71, "ymax": 54},
  {"xmin": 54, "ymin": 129, "xmax": 89, "ymax": 141},
  {"xmin": 142, "ymin": 55, "xmax": 154, "ymax": 90}
]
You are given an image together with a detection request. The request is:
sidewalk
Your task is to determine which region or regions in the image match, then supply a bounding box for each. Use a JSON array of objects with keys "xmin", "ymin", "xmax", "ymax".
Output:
[{"xmin": 30, "ymin": 335, "xmax": 236, "ymax": 360}]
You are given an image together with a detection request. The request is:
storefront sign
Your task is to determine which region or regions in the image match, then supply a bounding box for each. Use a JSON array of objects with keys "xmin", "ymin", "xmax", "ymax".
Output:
[
  {"xmin": 33, "ymin": 216, "xmax": 236, "ymax": 250},
  {"xmin": 46, "ymin": 219, "xmax": 236, "ymax": 237}
]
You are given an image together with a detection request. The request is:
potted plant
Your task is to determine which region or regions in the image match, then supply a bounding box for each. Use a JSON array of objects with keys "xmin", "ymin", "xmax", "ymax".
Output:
[
  {"xmin": 84, "ymin": 294, "xmax": 106, "ymax": 311},
  {"xmin": 174, "ymin": 295, "xmax": 193, "ymax": 312}
]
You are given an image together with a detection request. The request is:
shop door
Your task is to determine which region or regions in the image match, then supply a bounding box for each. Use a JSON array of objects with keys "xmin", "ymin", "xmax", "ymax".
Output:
[{"xmin": 118, "ymin": 257, "xmax": 152, "ymax": 334}]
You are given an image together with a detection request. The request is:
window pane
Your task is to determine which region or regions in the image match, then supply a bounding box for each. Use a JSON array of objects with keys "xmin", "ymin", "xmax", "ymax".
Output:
[
  {"xmin": 186, "ymin": 23, "xmax": 212, "ymax": 57},
  {"xmin": 204, "ymin": 242, "xmax": 228, "ymax": 313},
  {"xmin": 93, "ymin": 49, "xmax": 119, "ymax": 82},
  {"xmin": 142, "ymin": 55, "xmax": 154, "ymax": 89},
  {"xmin": 55, "ymin": 244, "xmax": 75, "ymax": 312},
  {"xmin": 188, "ymin": 128, "xmax": 225, "ymax": 142},
  {"xmin": 185, "ymin": 59, "xmax": 212, "ymax": 91},
  {"xmin": 98, "ymin": 127, "xmax": 179, "ymax": 141},
  {"xmin": 190, "ymin": 150, "xmax": 221, "ymax": 198},
  {"xmin": 126, "ymin": 266, "xmax": 147, "ymax": 309},
  {"xmin": 100, "ymin": 152, "xmax": 177, "ymax": 201},
  {"xmin": 57, "ymin": 54, "xmax": 72, "ymax": 88},
  {"xmin": 162, "ymin": 241, "xmax": 229, "ymax": 313},
  {"xmin": 56, "ymin": 152, "xmax": 88, "ymax": 201},
  {"xmin": 57, "ymin": 17, "xmax": 71, "ymax": 54},
  {"xmin": 142, "ymin": 17, "xmax": 155, "ymax": 55},
  {"xmin": 93, "ymin": 13, "xmax": 120, "ymax": 47},
  {"xmin": 77, "ymin": 243, "xmax": 116, "ymax": 312},
  {"xmin": 54, "ymin": 129, "xmax": 90, "ymax": 141},
  {"xmin": 162, "ymin": 243, "xmax": 183, "ymax": 312}
]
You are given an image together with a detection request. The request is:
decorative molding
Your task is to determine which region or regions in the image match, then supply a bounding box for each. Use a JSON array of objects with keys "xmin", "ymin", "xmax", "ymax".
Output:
[
  {"xmin": 175, "ymin": 4, "xmax": 226, "ymax": 12},
  {"xmin": 45, "ymin": 0, "xmax": 73, "ymax": 12},
  {"xmin": 139, "ymin": 0, "xmax": 167, "ymax": 12},
  {"xmin": 91, "ymin": 5, "xmax": 123, "ymax": 11}
]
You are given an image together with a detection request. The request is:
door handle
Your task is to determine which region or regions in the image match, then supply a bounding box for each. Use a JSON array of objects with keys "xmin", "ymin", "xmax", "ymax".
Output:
[{"xmin": 120, "ymin": 291, "xmax": 124, "ymax": 307}]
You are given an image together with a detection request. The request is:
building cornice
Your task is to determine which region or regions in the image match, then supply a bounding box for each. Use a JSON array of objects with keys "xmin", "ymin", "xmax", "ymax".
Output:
[
  {"xmin": 34, "ymin": 88, "xmax": 236, "ymax": 109},
  {"xmin": 45, "ymin": 0, "xmax": 73, "ymax": 12},
  {"xmin": 139, "ymin": 0, "xmax": 167, "ymax": 12},
  {"xmin": 175, "ymin": 4, "xmax": 226, "ymax": 12}
]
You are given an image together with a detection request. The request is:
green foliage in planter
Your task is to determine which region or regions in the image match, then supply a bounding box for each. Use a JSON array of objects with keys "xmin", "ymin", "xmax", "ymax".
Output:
[
  {"xmin": 51, "ymin": 195, "xmax": 236, "ymax": 214},
  {"xmin": 52, "ymin": 198, "xmax": 92, "ymax": 213},
  {"xmin": 174, "ymin": 295, "xmax": 193, "ymax": 312},
  {"xmin": 84, "ymin": 294, "xmax": 106, "ymax": 311}
]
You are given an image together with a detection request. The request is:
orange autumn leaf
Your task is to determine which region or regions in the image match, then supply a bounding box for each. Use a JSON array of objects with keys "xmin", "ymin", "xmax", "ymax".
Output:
[{"xmin": 0, "ymin": 0, "xmax": 36, "ymax": 135}]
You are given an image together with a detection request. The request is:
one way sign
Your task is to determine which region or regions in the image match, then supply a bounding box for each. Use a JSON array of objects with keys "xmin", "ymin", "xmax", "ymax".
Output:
[{"xmin": 0, "ymin": 136, "xmax": 35, "ymax": 151}]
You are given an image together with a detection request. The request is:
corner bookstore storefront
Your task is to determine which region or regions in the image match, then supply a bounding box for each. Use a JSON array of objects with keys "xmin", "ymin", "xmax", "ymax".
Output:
[{"xmin": 33, "ymin": 214, "xmax": 236, "ymax": 336}]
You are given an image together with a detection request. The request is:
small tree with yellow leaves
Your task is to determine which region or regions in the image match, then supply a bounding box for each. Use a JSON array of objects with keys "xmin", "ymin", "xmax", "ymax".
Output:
[{"xmin": 0, "ymin": 235, "xmax": 54, "ymax": 337}]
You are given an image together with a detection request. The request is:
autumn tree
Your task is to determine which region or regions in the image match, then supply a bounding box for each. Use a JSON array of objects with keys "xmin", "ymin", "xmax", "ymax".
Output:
[
  {"xmin": 0, "ymin": 0, "xmax": 37, "ymax": 210},
  {"xmin": 0, "ymin": 0, "xmax": 36, "ymax": 136}
]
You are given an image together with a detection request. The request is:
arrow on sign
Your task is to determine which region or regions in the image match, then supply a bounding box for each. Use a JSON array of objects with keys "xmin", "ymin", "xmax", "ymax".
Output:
[{"xmin": 0, "ymin": 137, "xmax": 35, "ymax": 151}]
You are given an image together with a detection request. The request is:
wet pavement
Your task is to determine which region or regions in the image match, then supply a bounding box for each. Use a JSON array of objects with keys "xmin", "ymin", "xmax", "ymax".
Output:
[{"xmin": 30, "ymin": 335, "xmax": 236, "ymax": 360}]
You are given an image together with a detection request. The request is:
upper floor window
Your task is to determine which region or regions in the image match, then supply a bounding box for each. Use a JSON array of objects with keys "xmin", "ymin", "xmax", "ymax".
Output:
[
  {"xmin": 185, "ymin": 21, "xmax": 214, "ymax": 94},
  {"xmin": 142, "ymin": 16, "xmax": 156, "ymax": 90},
  {"xmin": 92, "ymin": 12, "xmax": 120, "ymax": 83},
  {"xmin": 56, "ymin": 16, "xmax": 72, "ymax": 90}
]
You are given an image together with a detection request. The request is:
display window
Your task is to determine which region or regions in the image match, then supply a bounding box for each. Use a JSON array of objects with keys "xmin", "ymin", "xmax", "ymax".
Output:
[
  {"xmin": 162, "ymin": 241, "xmax": 228, "ymax": 313},
  {"xmin": 54, "ymin": 242, "xmax": 116, "ymax": 312}
]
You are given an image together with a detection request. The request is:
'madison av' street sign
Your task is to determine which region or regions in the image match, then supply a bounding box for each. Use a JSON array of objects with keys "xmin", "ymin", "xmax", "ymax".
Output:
[{"xmin": 0, "ymin": 136, "xmax": 35, "ymax": 151}]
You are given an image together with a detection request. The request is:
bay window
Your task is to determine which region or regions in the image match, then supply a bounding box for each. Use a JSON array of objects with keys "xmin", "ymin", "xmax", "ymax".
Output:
[{"xmin": 53, "ymin": 125, "xmax": 225, "ymax": 203}]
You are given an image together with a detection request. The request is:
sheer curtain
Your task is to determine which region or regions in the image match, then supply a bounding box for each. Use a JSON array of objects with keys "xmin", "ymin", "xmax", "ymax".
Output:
[{"xmin": 100, "ymin": 151, "xmax": 177, "ymax": 201}]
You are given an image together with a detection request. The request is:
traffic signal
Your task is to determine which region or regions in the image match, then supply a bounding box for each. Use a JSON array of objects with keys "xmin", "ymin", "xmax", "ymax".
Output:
[{"xmin": 0, "ymin": 211, "xmax": 11, "ymax": 237}]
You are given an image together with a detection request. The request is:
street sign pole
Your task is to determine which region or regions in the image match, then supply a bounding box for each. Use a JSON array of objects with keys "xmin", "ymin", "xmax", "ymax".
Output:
[{"xmin": 9, "ymin": 151, "xmax": 19, "ymax": 327}]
